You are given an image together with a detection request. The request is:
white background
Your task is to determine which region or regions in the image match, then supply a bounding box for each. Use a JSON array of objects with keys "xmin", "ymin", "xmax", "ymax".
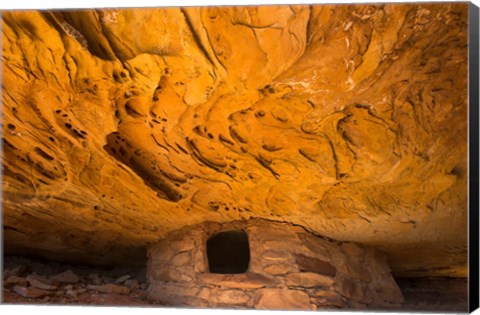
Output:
[{"xmin": 0, "ymin": 0, "xmax": 479, "ymax": 315}]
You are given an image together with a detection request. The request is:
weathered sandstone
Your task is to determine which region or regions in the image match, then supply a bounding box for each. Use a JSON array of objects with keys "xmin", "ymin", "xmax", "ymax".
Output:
[{"xmin": 1, "ymin": 3, "xmax": 468, "ymax": 279}]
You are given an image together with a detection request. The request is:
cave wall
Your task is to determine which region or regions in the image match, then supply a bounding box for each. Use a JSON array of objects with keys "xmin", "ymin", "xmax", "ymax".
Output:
[
  {"xmin": 1, "ymin": 3, "xmax": 468, "ymax": 277},
  {"xmin": 147, "ymin": 219, "xmax": 404, "ymax": 310}
]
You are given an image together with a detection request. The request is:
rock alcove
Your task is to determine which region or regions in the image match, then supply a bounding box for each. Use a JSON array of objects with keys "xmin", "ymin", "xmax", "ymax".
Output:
[{"xmin": 1, "ymin": 2, "xmax": 469, "ymax": 311}]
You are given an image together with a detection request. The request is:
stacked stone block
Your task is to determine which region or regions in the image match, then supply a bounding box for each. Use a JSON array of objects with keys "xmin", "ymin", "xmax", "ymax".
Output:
[{"xmin": 147, "ymin": 219, "xmax": 404, "ymax": 310}]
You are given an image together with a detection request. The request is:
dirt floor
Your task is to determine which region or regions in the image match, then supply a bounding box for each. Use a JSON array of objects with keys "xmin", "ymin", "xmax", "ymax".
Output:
[{"xmin": 1, "ymin": 256, "xmax": 469, "ymax": 311}]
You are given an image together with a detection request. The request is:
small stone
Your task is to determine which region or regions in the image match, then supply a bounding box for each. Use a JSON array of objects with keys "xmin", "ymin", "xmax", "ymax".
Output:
[
  {"xmin": 197, "ymin": 288, "xmax": 250, "ymax": 305},
  {"xmin": 87, "ymin": 273, "xmax": 102, "ymax": 285},
  {"xmin": 302, "ymin": 237, "xmax": 332, "ymax": 260},
  {"xmin": 193, "ymin": 249, "xmax": 206, "ymax": 273},
  {"xmin": 66, "ymin": 289, "xmax": 77, "ymax": 297},
  {"xmin": 140, "ymin": 283, "xmax": 147, "ymax": 290},
  {"xmin": 87, "ymin": 283, "xmax": 130, "ymax": 295},
  {"xmin": 5, "ymin": 276, "xmax": 28, "ymax": 286},
  {"xmin": 263, "ymin": 250, "xmax": 291, "ymax": 261},
  {"xmin": 310, "ymin": 296, "xmax": 346, "ymax": 308},
  {"xmin": 262, "ymin": 240, "xmax": 301, "ymax": 251},
  {"xmin": 295, "ymin": 254, "xmax": 337, "ymax": 276},
  {"xmin": 254, "ymin": 288, "xmax": 312, "ymax": 310},
  {"xmin": 169, "ymin": 238, "xmax": 195, "ymax": 252},
  {"xmin": 149, "ymin": 263, "xmax": 191, "ymax": 282},
  {"xmin": 264, "ymin": 264, "xmax": 293, "ymax": 275},
  {"xmin": 313, "ymin": 290, "xmax": 341, "ymax": 298},
  {"xmin": 124, "ymin": 279, "xmax": 140, "ymax": 289},
  {"xmin": 172, "ymin": 252, "xmax": 191, "ymax": 266},
  {"xmin": 13, "ymin": 285, "xmax": 52, "ymax": 298},
  {"xmin": 26, "ymin": 274, "xmax": 59, "ymax": 291},
  {"xmin": 115, "ymin": 275, "xmax": 131, "ymax": 284},
  {"xmin": 51, "ymin": 270, "xmax": 80, "ymax": 284},
  {"xmin": 4, "ymin": 266, "xmax": 28, "ymax": 278},
  {"xmin": 197, "ymin": 273, "xmax": 275, "ymax": 289},
  {"xmin": 147, "ymin": 282, "xmax": 200, "ymax": 304},
  {"xmin": 286, "ymin": 272, "xmax": 335, "ymax": 288}
]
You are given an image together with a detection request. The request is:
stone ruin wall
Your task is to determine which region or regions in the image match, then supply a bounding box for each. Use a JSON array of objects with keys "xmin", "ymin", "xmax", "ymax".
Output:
[{"xmin": 147, "ymin": 219, "xmax": 404, "ymax": 310}]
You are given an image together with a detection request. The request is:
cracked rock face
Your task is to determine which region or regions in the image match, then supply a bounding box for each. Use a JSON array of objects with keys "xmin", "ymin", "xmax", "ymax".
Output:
[{"xmin": 1, "ymin": 3, "xmax": 468, "ymax": 277}]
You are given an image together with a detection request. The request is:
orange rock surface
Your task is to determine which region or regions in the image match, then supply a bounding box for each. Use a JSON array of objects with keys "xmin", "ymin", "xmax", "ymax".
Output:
[{"xmin": 1, "ymin": 3, "xmax": 468, "ymax": 277}]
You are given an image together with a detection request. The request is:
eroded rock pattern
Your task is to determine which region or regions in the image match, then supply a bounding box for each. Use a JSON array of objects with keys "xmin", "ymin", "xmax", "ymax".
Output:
[{"xmin": 1, "ymin": 3, "xmax": 468, "ymax": 276}]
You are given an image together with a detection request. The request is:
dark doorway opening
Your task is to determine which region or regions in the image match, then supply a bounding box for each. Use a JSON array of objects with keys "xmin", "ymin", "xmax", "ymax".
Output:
[{"xmin": 207, "ymin": 230, "xmax": 250, "ymax": 274}]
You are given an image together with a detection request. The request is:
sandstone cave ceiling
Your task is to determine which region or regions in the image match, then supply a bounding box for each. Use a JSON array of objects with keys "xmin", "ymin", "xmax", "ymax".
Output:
[{"xmin": 0, "ymin": 3, "xmax": 468, "ymax": 277}]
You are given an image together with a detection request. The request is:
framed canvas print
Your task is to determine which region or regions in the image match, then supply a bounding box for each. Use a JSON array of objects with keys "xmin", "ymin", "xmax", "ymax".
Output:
[{"xmin": 1, "ymin": 0, "xmax": 479, "ymax": 313}]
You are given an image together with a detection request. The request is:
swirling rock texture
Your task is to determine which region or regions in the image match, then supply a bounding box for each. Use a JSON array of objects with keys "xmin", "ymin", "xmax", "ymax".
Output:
[{"xmin": 1, "ymin": 3, "xmax": 468, "ymax": 279}]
